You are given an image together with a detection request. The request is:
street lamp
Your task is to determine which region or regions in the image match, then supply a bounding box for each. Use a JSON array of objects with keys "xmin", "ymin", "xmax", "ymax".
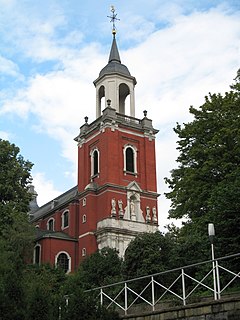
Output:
[{"xmin": 208, "ymin": 223, "xmax": 217, "ymax": 300}]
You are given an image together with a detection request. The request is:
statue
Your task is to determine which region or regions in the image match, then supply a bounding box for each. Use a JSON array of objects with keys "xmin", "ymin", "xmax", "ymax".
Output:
[
  {"xmin": 146, "ymin": 206, "xmax": 151, "ymax": 223},
  {"xmin": 111, "ymin": 198, "xmax": 116, "ymax": 216},
  {"xmin": 130, "ymin": 199, "xmax": 136, "ymax": 220},
  {"xmin": 118, "ymin": 199, "xmax": 124, "ymax": 218},
  {"xmin": 152, "ymin": 206, "xmax": 157, "ymax": 223}
]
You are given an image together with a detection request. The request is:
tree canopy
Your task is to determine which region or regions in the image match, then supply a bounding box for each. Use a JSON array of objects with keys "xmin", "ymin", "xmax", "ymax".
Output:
[
  {"xmin": 0, "ymin": 139, "xmax": 33, "ymax": 236},
  {"xmin": 165, "ymin": 72, "xmax": 240, "ymax": 258}
]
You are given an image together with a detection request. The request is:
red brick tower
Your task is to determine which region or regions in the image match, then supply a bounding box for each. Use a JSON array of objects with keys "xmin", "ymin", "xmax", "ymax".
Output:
[
  {"xmin": 31, "ymin": 23, "xmax": 159, "ymax": 273},
  {"xmin": 74, "ymin": 30, "xmax": 159, "ymax": 258}
]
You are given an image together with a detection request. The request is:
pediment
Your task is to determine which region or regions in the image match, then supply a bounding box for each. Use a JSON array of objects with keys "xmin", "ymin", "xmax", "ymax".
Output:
[{"xmin": 126, "ymin": 181, "xmax": 142, "ymax": 192}]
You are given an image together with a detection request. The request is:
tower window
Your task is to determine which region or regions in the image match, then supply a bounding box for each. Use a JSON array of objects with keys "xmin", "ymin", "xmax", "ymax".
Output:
[
  {"xmin": 126, "ymin": 147, "xmax": 134, "ymax": 172},
  {"xmin": 56, "ymin": 252, "xmax": 71, "ymax": 273},
  {"xmin": 90, "ymin": 148, "xmax": 100, "ymax": 177},
  {"xmin": 93, "ymin": 150, "xmax": 98, "ymax": 175},
  {"xmin": 47, "ymin": 218, "xmax": 55, "ymax": 231},
  {"xmin": 62, "ymin": 210, "xmax": 69, "ymax": 229},
  {"xmin": 124, "ymin": 145, "xmax": 137, "ymax": 174}
]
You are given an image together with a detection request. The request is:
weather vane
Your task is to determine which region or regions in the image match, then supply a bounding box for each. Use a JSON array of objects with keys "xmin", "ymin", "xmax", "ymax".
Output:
[{"xmin": 107, "ymin": 5, "xmax": 120, "ymax": 35}]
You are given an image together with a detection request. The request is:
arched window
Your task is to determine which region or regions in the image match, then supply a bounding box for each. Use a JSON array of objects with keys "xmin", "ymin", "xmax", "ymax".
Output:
[
  {"xmin": 90, "ymin": 148, "xmax": 100, "ymax": 177},
  {"xmin": 34, "ymin": 244, "xmax": 41, "ymax": 265},
  {"xmin": 82, "ymin": 214, "xmax": 87, "ymax": 223},
  {"xmin": 93, "ymin": 150, "xmax": 99, "ymax": 175},
  {"xmin": 126, "ymin": 147, "xmax": 134, "ymax": 172},
  {"xmin": 124, "ymin": 145, "xmax": 137, "ymax": 174},
  {"xmin": 62, "ymin": 210, "xmax": 69, "ymax": 229},
  {"xmin": 55, "ymin": 252, "xmax": 71, "ymax": 273},
  {"xmin": 82, "ymin": 248, "xmax": 86, "ymax": 257},
  {"xmin": 47, "ymin": 218, "xmax": 55, "ymax": 231}
]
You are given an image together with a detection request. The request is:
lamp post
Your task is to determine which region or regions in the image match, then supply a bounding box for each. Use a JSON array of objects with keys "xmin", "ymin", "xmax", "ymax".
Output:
[{"xmin": 208, "ymin": 223, "xmax": 217, "ymax": 300}]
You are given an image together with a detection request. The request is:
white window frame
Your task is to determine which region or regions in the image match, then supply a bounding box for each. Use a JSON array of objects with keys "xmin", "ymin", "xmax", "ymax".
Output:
[
  {"xmin": 90, "ymin": 147, "xmax": 100, "ymax": 177},
  {"xmin": 123, "ymin": 144, "xmax": 137, "ymax": 174},
  {"xmin": 61, "ymin": 210, "xmax": 69, "ymax": 230},
  {"xmin": 82, "ymin": 248, "xmax": 86, "ymax": 257},
  {"xmin": 47, "ymin": 217, "xmax": 55, "ymax": 231},
  {"xmin": 33, "ymin": 244, "xmax": 41, "ymax": 265},
  {"xmin": 82, "ymin": 214, "xmax": 87, "ymax": 223},
  {"xmin": 55, "ymin": 251, "xmax": 71, "ymax": 274}
]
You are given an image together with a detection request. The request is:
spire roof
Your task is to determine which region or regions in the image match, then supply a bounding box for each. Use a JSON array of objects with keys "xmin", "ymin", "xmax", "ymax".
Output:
[
  {"xmin": 108, "ymin": 35, "xmax": 121, "ymax": 63},
  {"xmin": 98, "ymin": 34, "xmax": 131, "ymax": 78}
]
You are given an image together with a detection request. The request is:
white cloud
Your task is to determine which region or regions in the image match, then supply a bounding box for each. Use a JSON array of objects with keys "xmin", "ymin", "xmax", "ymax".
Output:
[
  {"xmin": 0, "ymin": 56, "xmax": 22, "ymax": 78},
  {"xmin": 32, "ymin": 172, "xmax": 62, "ymax": 206},
  {"xmin": 0, "ymin": 131, "xmax": 11, "ymax": 140}
]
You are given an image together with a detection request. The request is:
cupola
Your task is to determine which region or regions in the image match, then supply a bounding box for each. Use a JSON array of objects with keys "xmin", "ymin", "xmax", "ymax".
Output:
[{"xmin": 93, "ymin": 12, "xmax": 136, "ymax": 119}]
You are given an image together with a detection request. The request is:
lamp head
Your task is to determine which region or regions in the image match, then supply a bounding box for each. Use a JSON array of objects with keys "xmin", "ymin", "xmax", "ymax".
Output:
[{"xmin": 208, "ymin": 223, "xmax": 215, "ymax": 244}]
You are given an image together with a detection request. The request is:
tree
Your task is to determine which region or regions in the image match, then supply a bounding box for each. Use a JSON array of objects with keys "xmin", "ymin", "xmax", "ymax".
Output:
[
  {"xmin": 165, "ymin": 72, "xmax": 240, "ymax": 259},
  {"xmin": 75, "ymin": 247, "xmax": 123, "ymax": 290},
  {"xmin": 123, "ymin": 231, "xmax": 176, "ymax": 278},
  {"xmin": 0, "ymin": 139, "xmax": 34, "ymax": 319},
  {"xmin": 60, "ymin": 277, "xmax": 120, "ymax": 320},
  {"xmin": 0, "ymin": 139, "xmax": 33, "ymax": 236}
]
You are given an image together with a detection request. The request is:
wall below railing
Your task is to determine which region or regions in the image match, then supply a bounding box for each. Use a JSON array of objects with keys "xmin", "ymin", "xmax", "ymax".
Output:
[{"xmin": 120, "ymin": 294, "xmax": 240, "ymax": 320}]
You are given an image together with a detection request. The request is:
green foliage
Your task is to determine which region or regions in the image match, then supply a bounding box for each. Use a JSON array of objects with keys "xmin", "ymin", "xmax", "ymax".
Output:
[
  {"xmin": 123, "ymin": 231, "xmax": 176, "ymax": 279},
  {"xmin": 0, "ymin": 139, "xmax": 35, "ymax": 319},
  {"xmin": 165, "ymin": 73, "xmax": 240, "ymax": 259},
  {"xmin": 24, "ymin": 264, "xmax": 66, "ymax": 320},
  {"xmin": 76, "ymin": 247, "xmax": 123, "ymax": 289},
  {"xmin": 0, "ymin": 139, "xmax": 33, "ymax": 236}
]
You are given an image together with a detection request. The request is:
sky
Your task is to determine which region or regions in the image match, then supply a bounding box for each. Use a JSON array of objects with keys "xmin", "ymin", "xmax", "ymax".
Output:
[{"xmin": 0, "ymin": 0, "xmax": 239, "ymax": 231}]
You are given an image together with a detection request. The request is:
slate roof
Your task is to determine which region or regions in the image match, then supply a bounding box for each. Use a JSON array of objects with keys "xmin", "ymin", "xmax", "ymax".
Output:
[
  {"xmin": 98, "ymin": 35, "xmax": 132, "ymax": 79},
  {"xmin": 31, "ymin": 185, "xmax": 78, "ymax": 221},
  {"xmin": 35, "ymin": 228, "xmax": 77, "ymax": 242}
]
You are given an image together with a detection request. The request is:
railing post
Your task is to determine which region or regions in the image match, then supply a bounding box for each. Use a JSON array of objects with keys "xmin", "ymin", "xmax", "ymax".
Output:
[
  {"xmin": 211, "ymin": 243, "xmax": 217, "ymax": 300},
  {"xmin": 124, "ymin": 282, "xmax": 128, "ymax": 315},
  {"xmin": 151, "ymin": 276, "xmax": 155, "ymax": 311},
  {"xmin": 181, "ymin": 268, "xmax": 186, "ymax": 306},
  {"xmin": 100, "ymin": 288, "xmax": 103, "ymax": 306},
  {"xmin": 215, "ymin": 260, "xmax": 221, "ymax": 300}
]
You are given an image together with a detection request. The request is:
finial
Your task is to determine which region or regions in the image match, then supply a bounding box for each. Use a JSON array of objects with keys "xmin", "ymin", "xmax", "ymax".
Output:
[
  {"xmin": 107, "ymin": 5, "xmax": 120, "ymax": 35},
  {"xmin": 107, "ymin": 99, "xmax": 111, "ymax": 107},
  {"xmin": 143, "ymin": 110, "xmax": 147, "ymax": 118},
  {"xmin": 84, "ymin": 116, "xmax": 88, "ymax": 124}
]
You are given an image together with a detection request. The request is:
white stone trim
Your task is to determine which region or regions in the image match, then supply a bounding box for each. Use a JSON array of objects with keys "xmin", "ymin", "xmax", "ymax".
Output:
[
  {"xmin": 47, "ymin": 217, "xmax": 55, "ymax": 231},
  {"xmin": 55, "ymin": 251, "xmax": 71, "ymax": 274},
  {"xmin": 78, "ymin": 231, "xmax": 95, "ymax": 239},
  {"xmin": 33, "ymin": 244, "xmax": 41, "ymax": 265},
  {"xmin": 61, "ymin": 210, "xmax": 69, "ymax": 230}
]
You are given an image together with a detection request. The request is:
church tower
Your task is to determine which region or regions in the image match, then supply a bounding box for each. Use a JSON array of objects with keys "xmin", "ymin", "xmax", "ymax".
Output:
[
  {"xmin": 74, "ymin": 9, "xmax": 159, "ymax": 258},
  {"xmin": 31, "ymin": 9, "xmax": 159, "ymax": 272}
]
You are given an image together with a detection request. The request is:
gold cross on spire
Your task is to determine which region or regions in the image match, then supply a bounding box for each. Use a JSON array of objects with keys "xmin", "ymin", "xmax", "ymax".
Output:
[{"xmin": 107, "ymin": 5, "xmax": 120, "ymax": 35}]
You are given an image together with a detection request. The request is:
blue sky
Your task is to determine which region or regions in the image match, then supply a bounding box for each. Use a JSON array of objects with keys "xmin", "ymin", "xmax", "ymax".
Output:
[{"xmin": 0, "ymin": 0, "xmax": 240, "ymax": 230}]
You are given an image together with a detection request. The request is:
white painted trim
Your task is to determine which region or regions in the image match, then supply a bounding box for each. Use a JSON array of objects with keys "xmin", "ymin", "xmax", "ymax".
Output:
[
  {"xmin": 61, "ymin": 210, "xmax": 69, "ymax": 230},
  {"xmin": 78, "ymin": 231, "xmax": 95, "ymax": 239},
  {"xmin": 90, "ymin": 147, "xmax": 100, "ymax": 177},
  {"xmin": 55, "ymin": 251, "xmax": 71, "ymax": 274},
  {"xmin": 123, "ymin": 144, "xmax": 137, "ymax": 174},
  {"xmin": 47, "ymin": 217, "xmax": 55, "ymax": 231},
  {"xmin": 33, "ymin": 244, "xmax": 41, "ymax": 265}
]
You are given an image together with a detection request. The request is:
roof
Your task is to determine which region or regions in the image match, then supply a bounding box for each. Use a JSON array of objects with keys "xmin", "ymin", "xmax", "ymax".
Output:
[
  {"xmin": 98, "ymin": 35, "xmax": 131, "ymax": 78},
  {"xmin": 35, "ymin": 228, "xmax": 77, "ymax": 242},
  {"xmin": 31, "ymin": 185, "xmax": 78, "ymax": 221}
]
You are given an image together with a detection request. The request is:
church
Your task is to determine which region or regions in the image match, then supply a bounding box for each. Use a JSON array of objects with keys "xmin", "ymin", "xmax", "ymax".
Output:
[{"xmin": 30, "ymin": 14, "xmax": 159, "ymax": 273}]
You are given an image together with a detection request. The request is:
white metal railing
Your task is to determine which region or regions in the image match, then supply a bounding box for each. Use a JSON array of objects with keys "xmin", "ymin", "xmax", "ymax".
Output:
[{"xmin": 87, "ymin": 253, "xmax": 240, "ymax": 315}]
